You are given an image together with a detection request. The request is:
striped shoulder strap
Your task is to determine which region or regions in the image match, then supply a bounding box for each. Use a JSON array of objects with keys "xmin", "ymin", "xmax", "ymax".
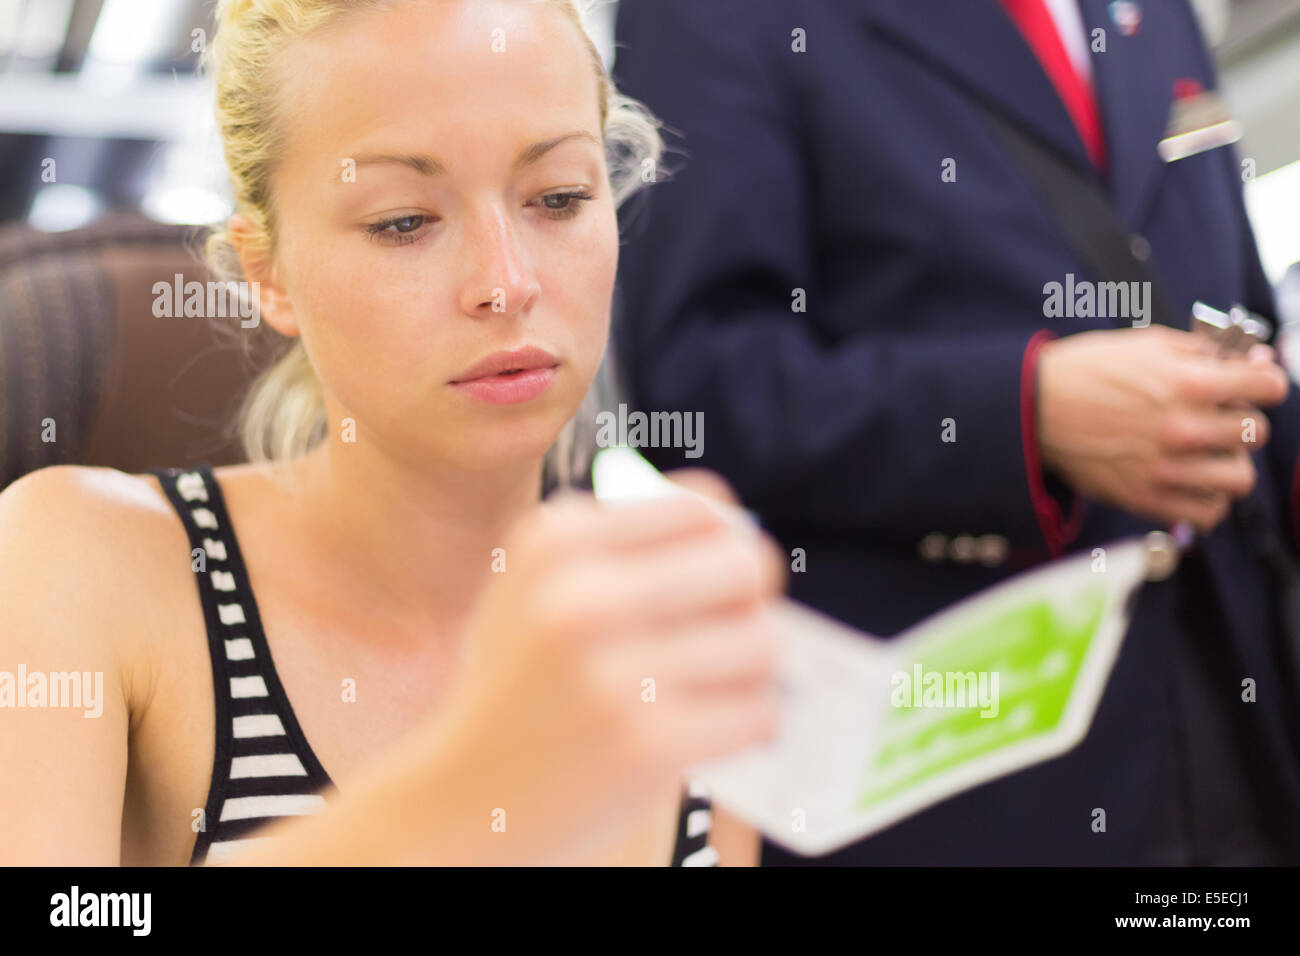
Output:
[
  {"xmin": 672, "ymin": 778, "xmax": 719, "ymax": 867},
  {"xmin": 149, "ymin": 464, "xmax": 332, "ymax": 865}
]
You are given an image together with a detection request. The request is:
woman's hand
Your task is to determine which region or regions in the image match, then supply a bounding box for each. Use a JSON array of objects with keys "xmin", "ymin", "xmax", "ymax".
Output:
[{"xmin": 432, "ymin": 474, "xmax": 786, "ymax": 864}]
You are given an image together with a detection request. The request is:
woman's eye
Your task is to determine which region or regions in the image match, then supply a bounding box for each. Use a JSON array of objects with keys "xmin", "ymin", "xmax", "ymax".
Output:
[
  {"xmin": 534, "ymin": 191, "xmax": 595, "ymax": 219},
  {"xmin": 364, "ymin": 214, "xmax": 431, "ymax": 245}
]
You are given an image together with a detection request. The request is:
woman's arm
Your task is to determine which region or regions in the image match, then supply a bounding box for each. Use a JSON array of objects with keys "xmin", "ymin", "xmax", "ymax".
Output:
[
  {"xmin": 1, "ymin": 467, "xmax": 783, "ymax": 866},
  {"xmin": 0, "ymin": 466, "xmax": 455, "ymax": 867},
  {"xmin": 710, "ymin": 808, "xmax": 760, "ymax": 867},
  {"xmin": 0, "ymin": 466, "xmax": 567, "ymax": 867},
  {"xmin": 0, "ymin": 468, "xmax": 132, "ymax": 865}
]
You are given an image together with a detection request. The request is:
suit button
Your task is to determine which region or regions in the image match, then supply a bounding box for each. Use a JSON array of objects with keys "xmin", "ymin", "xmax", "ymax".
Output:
[
  {"xmin": 950, "ymin": 534, "xmax": 977, "ymax": 563},
  {"xmin": 1130, "ymin": 234, "xmax": 1152, "ymax": 262},
  {"xmin": 975, "ymin": 534, "xmax": 1009, "ymax": 567},
  {"xmin": 918, "ymin": 533, "xmax": 947, "ymax": 563}
]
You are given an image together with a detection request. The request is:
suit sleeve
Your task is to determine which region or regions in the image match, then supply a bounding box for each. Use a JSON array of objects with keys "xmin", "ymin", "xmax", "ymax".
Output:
[{"xmin": 611, "ymin": 0, "xmax": 1080, "ymax": 554}]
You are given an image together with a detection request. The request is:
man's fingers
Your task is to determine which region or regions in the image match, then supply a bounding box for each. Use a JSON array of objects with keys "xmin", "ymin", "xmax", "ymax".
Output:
[
  {"xmin": 1179, "ymin": 355, "xmax": 1290, "ymax": 408},
  {"xmin": 1159, "ymin": 326, "xmax": 1221, "ymax": 356},
  {"xmin": 1247, "ymin": 343, "xmax": 1277, "ymax": 365},
  {"xmin": 1155, "ymin": 327, "xmax": 1276, "ymax": 364},
  {"xmin": 1151, "ymin": 451, "xmax": 1257, "ymax": 499},
  {"xmin": 1158, "ymin": 406, "xmax": 1269, "ymax": 453},
  {"xmin": 1132, "ymin": 486, "xmax": 1232, "ymax": 533}
]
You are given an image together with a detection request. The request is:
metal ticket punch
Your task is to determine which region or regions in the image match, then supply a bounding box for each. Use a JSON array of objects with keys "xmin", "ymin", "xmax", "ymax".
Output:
[{"xmin": 1191, "ymin": 301, "xmax": 1273, "ymax": 358}]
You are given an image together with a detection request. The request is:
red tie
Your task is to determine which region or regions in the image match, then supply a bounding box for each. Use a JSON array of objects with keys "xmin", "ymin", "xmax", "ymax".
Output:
[{"xmin": 999, "ymin": 0, "xmax": 1109, "ymax": 172}]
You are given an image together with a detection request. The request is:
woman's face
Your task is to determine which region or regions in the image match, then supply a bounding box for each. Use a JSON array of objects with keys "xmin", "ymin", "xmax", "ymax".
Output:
[{"xmin": 257, "ymin": 0, "xmax": 617, "ymax": 474}]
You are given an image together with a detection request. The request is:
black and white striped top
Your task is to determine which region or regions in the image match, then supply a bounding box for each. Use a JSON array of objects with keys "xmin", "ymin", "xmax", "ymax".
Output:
[{"xmin": 151, "ymin": 464, "xmax": 718, "ymax": 866}]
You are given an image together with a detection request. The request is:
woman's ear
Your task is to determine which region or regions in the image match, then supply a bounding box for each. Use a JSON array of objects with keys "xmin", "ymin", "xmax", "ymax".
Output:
[{"xmin": 228, "ymin": 213, "xmax": 299, "ymax": 337}]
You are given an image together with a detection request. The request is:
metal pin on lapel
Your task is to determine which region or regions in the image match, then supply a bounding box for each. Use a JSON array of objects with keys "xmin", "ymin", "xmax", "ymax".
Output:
[{"xmin": 1109, "ymin": 0, "xmax": 1142, "ymax": 36}]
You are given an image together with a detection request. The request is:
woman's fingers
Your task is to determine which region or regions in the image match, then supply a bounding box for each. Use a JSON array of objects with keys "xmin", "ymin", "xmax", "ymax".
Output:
[
  {"xmin": 658, "ymin": 687, "xmax": 781, "ymax": 767},
  {"xmin": 665, "ymin": 468, "xmax": 743, "ymax": 508},
  {"xmin": 600, "ymin": 608, "xmax": 783, "ymax": 692},
  {"xmin": 537, "ymin": 490, "xmax": 729, "ymax": 556},
  {"xmin": 606, "ymin": 526, "xmax": 785, "ymax": 627}
]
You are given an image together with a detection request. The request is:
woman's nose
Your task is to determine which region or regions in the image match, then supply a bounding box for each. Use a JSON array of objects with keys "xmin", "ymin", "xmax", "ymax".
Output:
[{"xmin": 458, "ymin": 205, "xmax": 540, "ymax": 318}]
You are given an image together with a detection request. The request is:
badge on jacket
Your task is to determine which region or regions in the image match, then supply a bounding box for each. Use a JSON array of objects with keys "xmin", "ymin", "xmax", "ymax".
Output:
[
  {"xmin": 1109, "ymin": 1, "xmax": 1142, "ymax": 36},
  {"xmin": 1158, "ymin": 77, "xmax": 1242, "ymax": 162}
]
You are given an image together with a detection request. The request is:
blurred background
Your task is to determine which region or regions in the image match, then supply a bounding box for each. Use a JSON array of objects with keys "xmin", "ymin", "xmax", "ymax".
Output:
[{"xmin": 0, "ymin": 0, "xmax": 1296, "ymax": 489}]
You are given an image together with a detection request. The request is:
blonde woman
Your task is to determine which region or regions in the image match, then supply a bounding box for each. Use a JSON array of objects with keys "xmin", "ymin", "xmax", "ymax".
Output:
[{"xmin": 0, "ymin": 0, "xmax": 783, "ymax": 866}]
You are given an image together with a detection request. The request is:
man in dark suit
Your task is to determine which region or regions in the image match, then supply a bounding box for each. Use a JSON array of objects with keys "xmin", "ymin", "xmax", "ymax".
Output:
[{"xmin": 612, "ymin": 0, "xmax": 1300, "ymax": 864}]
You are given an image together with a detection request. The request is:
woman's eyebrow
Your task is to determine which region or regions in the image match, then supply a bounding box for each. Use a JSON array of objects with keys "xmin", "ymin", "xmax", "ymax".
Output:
[
  {"xmin": 339, "ymin": 131, "xmax": 600, "ymax": 184},
  {"xmin": 515, "ymin": 130, "xmax": 601, "ymax": 167}
]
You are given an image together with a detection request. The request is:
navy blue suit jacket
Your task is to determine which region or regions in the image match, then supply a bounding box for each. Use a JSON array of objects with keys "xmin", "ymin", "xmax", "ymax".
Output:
[{"xmin": 613, "ymin": 0, "xmax": 1300, "ymax": 863}]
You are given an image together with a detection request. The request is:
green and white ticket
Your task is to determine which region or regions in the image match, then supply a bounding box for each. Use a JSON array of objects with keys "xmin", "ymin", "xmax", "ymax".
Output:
[{"xmin": 592, "ymin": 446, "xmax": 1153, "ymax": 857}]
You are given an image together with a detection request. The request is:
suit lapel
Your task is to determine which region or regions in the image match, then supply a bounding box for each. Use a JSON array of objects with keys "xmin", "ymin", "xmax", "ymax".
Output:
[
  {"xmin": 858, "ymin": 0, "xmax": 1097, "ymax": 181},
  {"xmin": 1077, "ymin": 0, "xmax": 1175, "ymax": 225}
]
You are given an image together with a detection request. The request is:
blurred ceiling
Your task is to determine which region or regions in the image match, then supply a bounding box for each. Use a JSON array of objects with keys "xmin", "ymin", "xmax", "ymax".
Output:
[
  {"xmin": 0, "ymin": 0, "xmax": 1295, "ymax": 225},
  {"xmin": 1215, "ymin": 0, "xmax": 1300, "ymax": 175}
]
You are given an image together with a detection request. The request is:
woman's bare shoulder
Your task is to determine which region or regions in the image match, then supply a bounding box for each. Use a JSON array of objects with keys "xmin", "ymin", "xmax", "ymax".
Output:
[
  {"xmin": 0, "ymin": 460, "xmax": 294, "ymax": 619},
  {"xmin": 0, "ymin": 465, "xmax": 195, "ymax": 671},
  {"xmin": 0, "ymin": 464, "xmax": 187, "ymax": 554}
]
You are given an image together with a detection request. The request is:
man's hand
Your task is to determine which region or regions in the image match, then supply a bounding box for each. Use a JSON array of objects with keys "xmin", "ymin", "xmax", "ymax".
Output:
[{"xmin": 1037, "ymin": 326, "xmax": 1290, "ymax": 532}]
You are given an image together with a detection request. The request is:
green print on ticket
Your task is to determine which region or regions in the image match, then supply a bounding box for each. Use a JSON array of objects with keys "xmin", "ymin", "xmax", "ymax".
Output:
[{"xmin": 858, "ymin": 587, "xmax": 1107, "ymax": 808}]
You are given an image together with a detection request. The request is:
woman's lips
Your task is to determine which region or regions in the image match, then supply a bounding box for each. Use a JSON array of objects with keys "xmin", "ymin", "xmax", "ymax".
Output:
[
  {"xmin": 450, "ymin": 346, "xmax": 560, "ymax": 405},
  {"xmin": 451, "ymin": 366, "xmax": 557, "ymax": 404}
]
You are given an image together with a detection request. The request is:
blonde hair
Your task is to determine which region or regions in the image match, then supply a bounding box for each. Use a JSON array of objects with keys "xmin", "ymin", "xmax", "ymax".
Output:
[{"xmin": 201, "ymin": 0, "xmax": 662, "ymax": 485}]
